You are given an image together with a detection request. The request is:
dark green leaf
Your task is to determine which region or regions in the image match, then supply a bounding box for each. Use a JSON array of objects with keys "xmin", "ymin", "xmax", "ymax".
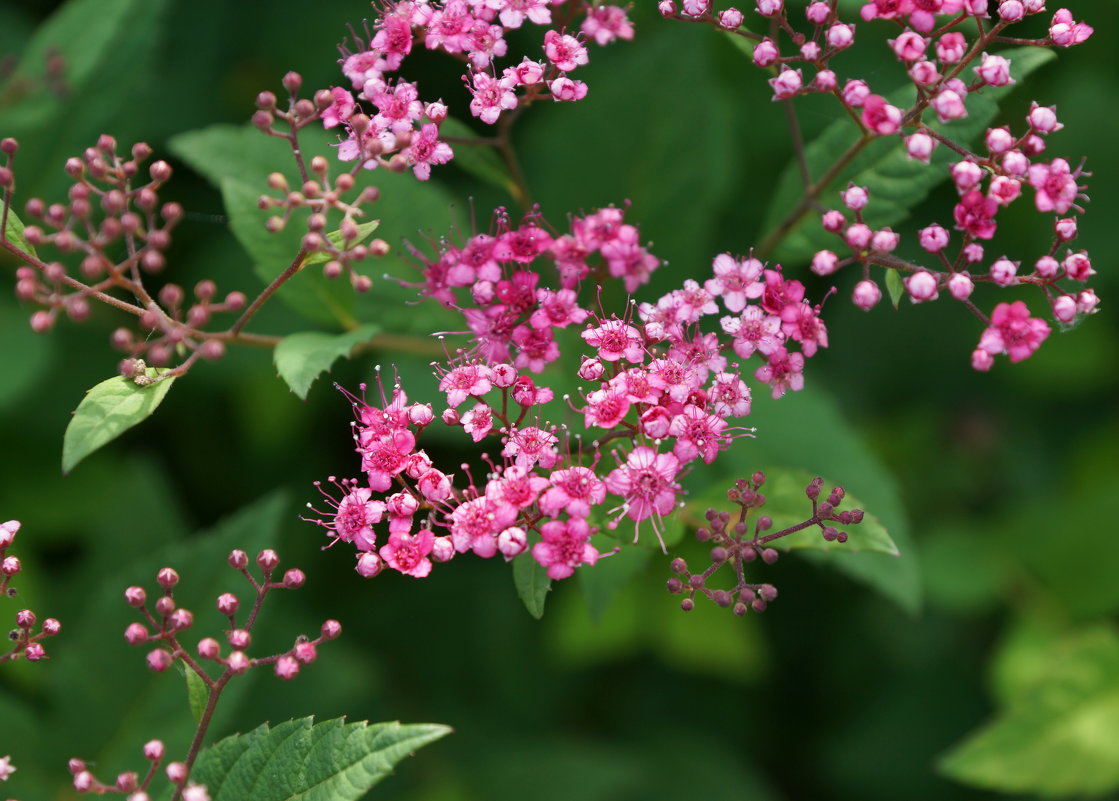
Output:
[
  {"xmin": 184, "ymin": 665, "xmax": 209, "ymax": 724},
  {"xmin": 438, "ymin": 116, "xmax": 514, "ymax": 194},
  {"xmin": 167, "ymin": 124, "xmax": 294, "ymax": 190},
  {"xmin": 578, "ymin": 538, "xmax": 651, "ymax": 623},
  {"xmin": 62, "ymin": 370, "xmax": 175, "ymax": 474},
  {"xmin": 192, "ymin": 717, "xmax": 451, "ymax": 801},
  {"xmin": 939, "ymin": 625, "xmax": 1119, "ymax": 797},
  {"xmin": 885, "ymin": 267, "xmax": 904, "ymax": 310},
  {"xmin": 274, "ymin": 323, "xmax": 380, "ymax": 400},
  {"xmin": 761, "ymin": 47, "xmax": 1057, "ymax": 264},
  {"xmin": 1, "ymin": 208, "xmax": 37, "ymax": 258},
  {"xmin": 513, "ymin": 551, "xmax": 551, "ymax": 619}
]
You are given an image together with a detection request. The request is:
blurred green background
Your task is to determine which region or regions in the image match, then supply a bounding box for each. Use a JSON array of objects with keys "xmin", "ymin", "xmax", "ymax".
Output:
[{"xmin": 1, "ymin": 0, "xmax": 1117, "ymax": 799}]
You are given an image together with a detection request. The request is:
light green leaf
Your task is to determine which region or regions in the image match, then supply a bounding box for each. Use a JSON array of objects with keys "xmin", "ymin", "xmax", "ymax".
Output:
[
  {"xmin": 1, "ymin": 208, "xmax": 37, "ymax": 258},
  {"xmin": 192, "ymin": 717, "xmax": 451, "ymax": 801},
  {"xmin": 939, "ymin": 625, "xmax": 1119, "ymax": 797},
  {"xmin": 513, "ymin": 551, "xmax": 552, "ymax": 619},
  {"xmin": 437, "ymin": 116, "xmax": 514, "ymax": 194},
  {"xmin": 184, "ymin": 666, "xmax": 209, "ymax": 724},
  {"xmin": 884, "ymin": 267, "xmax": 904, "ymax": 310},
  {"xmin": 761, "ymin": 47, "xmax": 1057, "ymax": 264},
  {"xmin": 274, "ymin": 323, "xmax": 380, "ymax": 400},
  {"xmin": 301, "ymin": 221, "xmax": 381, "ymax": 268},
  {"xmin": 62, "ymin": 370, "xmax": 175, "ymax": 474}
]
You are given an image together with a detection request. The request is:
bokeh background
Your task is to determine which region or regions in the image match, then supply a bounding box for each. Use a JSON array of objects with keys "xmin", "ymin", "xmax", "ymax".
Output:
[{"xmin": 1, "ymin": 0, "xmax": 1117, "ymax": 799}]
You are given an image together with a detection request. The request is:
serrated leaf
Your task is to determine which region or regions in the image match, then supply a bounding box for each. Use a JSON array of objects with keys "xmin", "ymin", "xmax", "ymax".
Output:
[
  {"xmin": 184, "ymin": 665, "xmax": 209, "ymax": 724},
  {"xmin": 192, "ymin": 717, "xmax": 451, "ymax": 801},
  {"xmin": 220, "ymin": 176, "xmax": 358, "ymax": 328},
  {"xmin": 437, "ymin": 116, "xmax": 514, "ymax": 194},
  {"xmin": 62, "ymin": 370, "xmax": 175, "ymax": 474},
  {"xmin": 513, "ymin": 551, "xmax": 551, "ymax": 619},
  {"xmin": 939, "ymin": 625, "xmax": 1119, "ymax": 797},
  {"xmin": 884, "ymin": 267, "xmax": 904, "ymax": 309},
  {"xmin": 1, "ymin": 208, "xmax": 37, "ymax": 259},
  {"xmin": 760, "ymin": 47, "xmax": 1056, "ymax": 264},
  {"xmin": 301, "ymin": 221, "xmax": 381, "ymax": 268},
  {"xmin": 274, "ymin": 323, "xmax": 380, "ymax": 400}
]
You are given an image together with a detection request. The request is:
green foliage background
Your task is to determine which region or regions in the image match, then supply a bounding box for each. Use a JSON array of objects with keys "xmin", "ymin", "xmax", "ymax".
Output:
[{"xmin": 1, "ymin": 0, "xmax": 1117, "ymax": 799}]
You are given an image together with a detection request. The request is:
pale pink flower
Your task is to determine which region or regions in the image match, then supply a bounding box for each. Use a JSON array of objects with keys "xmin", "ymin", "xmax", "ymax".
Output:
[
  {"xmin": 544, "ymin": 30, "xmax": 589, "ymax": 72},
  {"xmin": 439, "ymin": 364, "xmax": 494, "ymax": 408},
  {"xmin": 489, "ymin": 0, "xmax": 552, "ymax": 28},
  {"xmin": 532, "ymin": 518, "xmax": 599, "ymax": 580},
  {"xmin": 704, "ymin": 254, "xmax": 764, "ymax": 312},
  {"xmin": 581, "ymin": 5, "xmax": 634, "ymax": 44},
  {"xmin": 449, "ymin": 496, "xmax": 516, "ymax": 557},
  {"xmin": 604, "ymin": 445, "xmax": 681, "ymax": 547},
  {"xmin": 709, "ymin": 371, "xmax": 752, "ymax": 418},
  {"xmin": 502, "ymin": 426, "xmax": 559, "ymax": 469},
  {"xmin": 321, "ymin": 87, "xmax": 356, "ymax": 128},
  {"xmin": 404, "ymin": 123, "xmax": 454, "ymax": 180},
  {"xmin": 379, "ymin": 529, "xmax": 435, "ymax": 578},
  {"xmin": 467, "ymin": 70, "xmax": 518, "ymax": 124},
  {"xmin": 754, "ymin": 346, "xmax": 805, "ymax": 398},
  {"xmin": 540, "ymin": 466, "xmax": 607, "ymax": 518},
  {"xmin": 461, "ymin": 402, "xmax": 494, "ymax": 441},
  {"xmin": 669, "ymin": 404, "xmax": 729, "ymax": 464},
  {"xmin": 582, "ymin": 318, "xmax": 645, "ymax": 363}
]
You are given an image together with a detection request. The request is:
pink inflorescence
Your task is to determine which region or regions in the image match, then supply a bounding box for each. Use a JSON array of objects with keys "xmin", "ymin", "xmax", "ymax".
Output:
[
  {"xmin": 1, "ymin": 519, "xmax": 61, "ymax": 664},
  {"xmin": 306, "ymin": 206, "xmax": 834, "ymax": 581},
  {"xmin": 662, "ymin": 2, "xmax": 1096, "ymax": 369},
  {"xmin": 319, "ymin": 0, "xmax": 634, "ymax": 179}
]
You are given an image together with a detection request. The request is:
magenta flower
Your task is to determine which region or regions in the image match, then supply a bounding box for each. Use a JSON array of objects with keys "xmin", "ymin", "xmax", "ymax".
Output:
[
  {"xmin": 581, "ymin": 5, "xmax": 634, "ymax": 45},
  {"xmin": 379, "ymin": 528, "xmax": 435, "ymax": 578},
  {"xmin": 404, "ymin": 123, "xmax": 454, "ymax": 181},
  {"xmin": 540, "ymin": 466, "xmax": 606, "ymax": 518},
  {"xmin": 604, "ymin": 445, "xmax": 681, "ymax": 546},
  {"xmin": 669, "ymin": 405, "xmax": 728, "ymax": 464},
  {"xmin": 1027, "ymin": 158, "xmax": 1080, "ymax": 214},
  {"xmin": 953, "ymin": 190, "xmax": 998, "ymax": 239},
  {"xmin": 582, "ymin": 318, "xmax": 645, "ymax": 363},
  {"xmin": 450, "ymin": 496, "xmax": 517, "ymax": 557},
  {"xmin": 466, "ymin": 70, "xmax": 518, "ymax": 124},
  {"xmin": 439, "ymin": 364, "xmax": 494, "ymax": 408},
  {"xmin": 543, "ymin": 30, "xmax": 589, "ymax": 72},
  {"xmin": 532, "ymin": 518, "xmax": 600, "ymax": 580},
  {"xmin": 977, "ymin": 301, "xmax": 1051, "ymax": 363}
]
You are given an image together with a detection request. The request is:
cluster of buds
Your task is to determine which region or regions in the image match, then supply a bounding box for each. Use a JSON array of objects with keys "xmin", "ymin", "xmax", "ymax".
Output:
[
  {"xmin": 667, "ymin": 473, "xmax": 864, "ymax": 615},
  {"xmin": 1, "ymin": 135, "xmax": 252, "ymax": 379},
  {"xmin": 1, "ymin": 519, "xmax": 60, "ymax": 663},
  {"xmin": 254, "ymin": 72, "xmax": 393, "ymax": 291},
  {"xmin": 662, "ymin": 1, "xmax": 1097, "ymax": 368},
  {"xmin": 318, "ymin": 0, "xmax": 635, "ymax": 178},
  {"xmin": 69, "ymin": 740, "xmax": 209, "ymax": 801},
  {"xmin": 122, "ymin": 549, "xmax": 340, "ymax": 682},
  {"xmin": 305, "ymin": 206, "xmax": 835, "ymax": 580}
]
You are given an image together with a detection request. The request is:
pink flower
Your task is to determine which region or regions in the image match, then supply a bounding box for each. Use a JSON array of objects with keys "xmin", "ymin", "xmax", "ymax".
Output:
[
  {"xmin": 953, "ymin": 190, "xmax": 998, "ymax": 239},
  {"xmin": 669, "ymin": 404, "xmax": 729, "ymax": 464},
  {"xmin": 379, "ymin": 528, "xmax": 435, "ymax": 578},
  {"xmin": 720, "ymin": 306, "xmax": 783, "ymax": 358},
  {"xmin": 490, "ymin": 0, "xmax": 552, "ymax": 29},
  {"xmin": 532, "ymin": 518, "xmax": 600, "ymax": 580},
  {"xmin": 439, "ymin": 364, "xmax": 493, "ymax": 408},
  {"xmin": 581, "ymin": 5, "xmax": 634, "ymax": 45},
  {"xmin": 1049, "ymin": 8, "xmax": 1093, "ymax": 47},
  {"xmin": 708, "ymin": 371, "xmax": 752, "ymax": 418},
  {"xmin": 604, "ymin": 446, "xmax": 681, "ymax": 547},
  {"xmin": 0, "ymin": 755, "xmax": 16, "ymax": 782},
  {"xmin": 779, "ymin": 301, "xmax": 828, "ymax": 356},
  {"xmin": 544, "ymin": 30, "xmax": 589, "ymax": 72},
  {"xmin": 540, "ymin": 466, "xmax": 607, "ymax": 518},
  {"xmin": 404, "ymin": 123, "xmax": 454, "ymax": 180},
  {"xmin": 1027, "ymin": 158, "xmax": 1079, "ymax": 214},
  {"xmin": 360, "ymin": 430, "xmax": 416, "ymax": 491},
  {"xmin": 704, "ymin": 253, "xmax": 764, "ymax": 312},
  {"xmin": 977, "ymin": 301, "xmax": 1050, "ymax": 363},
  {"xmin": 582, "ymin": 318, "xmax": 645, "ymax": 363},
  {"xmin": 467, "ymin": 70, "xmax": 518, "ymax": 124},
  {"xmin": 502, "ymin": 426, "xmax": 559, "ymax": 469},
  {"xmin": 754, "ymin": 346, "xmax": 805, "ymax": 398},
  {"xmin": 449, "ymin": 496, "xmax": 516, "ymax": 557},
  {"xmin": 321, "ymin": 87, "xmax": 356, "ymax": 129},
  {"xmin": 461, "ymin": 402, "xmax": 494, "ymax": 441}
]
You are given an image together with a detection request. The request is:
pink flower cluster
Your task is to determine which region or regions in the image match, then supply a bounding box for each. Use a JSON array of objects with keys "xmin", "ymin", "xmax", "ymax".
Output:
[
  {"xmin": 321, "ymin": 0, "xmax": 633, "ymax": 179},
  {"xmin": 307, "ymin": 207, "xmax": 835, "ymax": 580},
  {"xmin": 1, "ymin": 519, "xmax": 60, "ymax": 664}
]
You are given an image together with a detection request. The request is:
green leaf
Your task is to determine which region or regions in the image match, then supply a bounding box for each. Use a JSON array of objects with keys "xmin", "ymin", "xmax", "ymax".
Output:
[
  {"xmin": 301, "ymin": 221, "xmax": 381, "ymax": 268},
  {"xmin": 274, "ymin": 323, "xmax": 380, "ymax": 400},
  {"xmin": 192, "ymin": 717, "xmax": 451, "ymax": 801},
  {"xmin": 750, "ymin": 467, "xmax": 899, "ymax": 556},
  {"xmin": 167, "ymin": 123, "xmax": 293, "ymax": 190},
  {"xmin": 220, "ymin": 176, "xmax": 358, "ymax": 328},
  {"xmin": 884, "ymin": 267, "xmax": 904, "ymax": 310},
  {"xmin": 578, "ymin": 538, "xmax": 651, "ymax": 623},
  {"xmin": 761, "ymin": 47, "xmax": 1057, "ymax": 264},
  {"xmin": 184, "ymin": 666, "xmax": 209, "ymax": 724},
  {"xmin": 1, "ymin": 208, "xmax": 37, "ymax": 258},
  {"xmin": 513, "ymin": 551, "xmax": 552, "ymax": 619},
  {"xmin": 62, "ymin": 370, "xmax": 175, "ymax": 474},
  {"xmin": 437, "ymin": 116, "xmax": 515, "ymax": 194},
  {"xmin": 939, "ymin": 625, "xmax": 1119, "ymax": 797}
]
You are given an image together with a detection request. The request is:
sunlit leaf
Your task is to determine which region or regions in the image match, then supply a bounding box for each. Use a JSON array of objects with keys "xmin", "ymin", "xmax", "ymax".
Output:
[{"xmin": 274, "ymin": 323, "xmax": 380, "ymax": 400}]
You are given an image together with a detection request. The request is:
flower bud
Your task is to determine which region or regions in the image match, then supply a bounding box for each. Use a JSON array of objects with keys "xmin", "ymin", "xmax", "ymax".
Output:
[
  {"xmin": 282, "ymin": 568, "xmax": 306, "ymax": 588},
  {"xmin": 124, "ymin": 622, "xmax": 149, "ymax": 645},
  {"xmin": 147, "ymin": 649, "xmax": 173, "ymax": 672},
  {"xmin": 355, "ymin": 552, "xmax": 383, "ymax": 578},
  {"xmin": 294, "ymin": 640, "xmax": 317, "ymax": 663},
  {"xmin": 226, "ymin": 650, "xmax": 251, "ymax": 674},
  {"xmin": 852, "ymin": 280, "xmax": 881, "ymax": 311},
  {"xmin": 156, "ymin": 567, "xmax": 179, "ymax": 589},
  {"xmin": 275, "ymin": 655, "xmax": 300, "ymax": 680},
  {"xmin": 166, "ymin": 762, "xmax": 188, "ymax": 785},
  {"xmin": 143, "ymin": 740, "xmax": 165, "ymax": 761},
  {"xmin": 197, "ymin": 638, "xmax": 221, "ymax": 660},
  {"xmin": 124, "ymin": 586, "xmax": 147, "ymax": 607},
  {"xmin": 227, "ymin": 629, "xmax": 251, "ymax": 649},
  {"xmin": 256, "ymin": 549, "xmax": 280, "ymax": 571}
]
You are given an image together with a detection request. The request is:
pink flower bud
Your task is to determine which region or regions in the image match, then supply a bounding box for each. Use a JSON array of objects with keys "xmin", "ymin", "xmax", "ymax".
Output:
[
  {"xmin": 441, "ymin": 407, "xmax": 460, "ymax": 426},
  {"xmin": 842, "ymin": 79, "xmax": 870, "ymax": 107},
  {"xmin": 1052, "ymin": 295, "xmax": 1077, "ymax": 323},
  {"xmin": 154, "ymin": 596, "xmax": 176, "ymax": 617},
  {"xmin": 989, "ymin": 175, "xmax": 1021, "ymax": 206},
  {"xmin": 905, "ymin": 132, "xmax": 935, "ymax": 162},
  {"xmin": 578, "ymin": 356, "xmax": 604, "ymax": 381},
  {"xmin": 811, "ymin": 250, "xmax": 839, "ymax": 275},
  {"xmin": 0, "ymin": 519, "xmax": 18, "ymax": 547},
  {"xmin": 227, "ymin": 629, "xmax": 251, "ymax": 649},
  {"xmin": 497, "ymin": 527, "xmax": 528, "ymax": 559},
  {"xmin": 227, "ymin": 550, "xmax": 248, "ymax": 569},
  {"xmin": 1054, "ymin": 217, "xmax": 1077, "ymax": 241},
  {"xmin": 24, "ymin": 642, "xmax": 45, "ymax": 660},
  {"xmin": 950, "ymin": 161, "xmax": 983, "ymax": 192},
  {"xmin": 718, "ymin": 8, "xmax": 744, "ymax": 28},
  {"xmin": 657, "ymin": 0, "xmax": 676, "ymax": 15},
  {"xmin": 355, "ymin": 551, "xmax": 383, "ymax": 577},
  {"xmin": 143, "ymin": 740, "xmax": 165, "ymax": 762},
  {"xmin": 69, "ymin": 758, "xmax": 86, "ymax": 775},
  {"xmin": 1076, "ymin": 290, "xmax": 1100, "ymax": 315},
  {"xmin": 861, "ymin": 95, "xmax": 901, "ymax": 135},
  {"xmin": 275, "ymin": 655, "xmax": 300, "ymax": 680},
  {"xmin": 169, "ymin": 609, "xmax": 194, "ymax": 631},
  {"xmin": 826, "ymin": 23, "xmax": 854, "ymax": 49},
  {"xmin": 769, "ymin": 68, "xmax": 802, "ymax": 100},
  {"xmin": 752, "ymin": 38, "xmax": 778, "ymax": 67},
  {"xmin": 1001, "ymin": 150, "xmax": 1029, "ymax": 176},
  {"xmin": 841, "ymin": 185, "xmax": 869, "ymax": 210},
  {"xmin": 407, "ymin": 403, "xmax": 434, "ymax": 427},
  {"xmin": 321, "ymin": 619, "xmax": 342, "ymax": 640},
  {"xmin": 871, "ymin": 229, "xmax": 899, "ymax": 252},
  {"xmin": 256, "ymin": 549, "xmax": 280, "ymax": 571},
  {"xmin": 682, "ymin": 0, "xmax": 709, "ymax": 13},
  {"xmin": 844, "ymin": 223, "xmax": 872, "ymax": 250},
  {"xmin": 800, "ymin": 41, "xmax": 820, "ymax": 60},
  {"xmin": 156, "ymin": 567, "xmax": 179, "ymax": 589},
  {"xmin": 124, "ymin": 622, "xmax": 149, "ymax": 645},
  {"xmin": 216, "ymin": 592, "xmax": 239, "ymax": 616},
  {"xmin": 812, "ymin": 70, "xmax": 837, "ymax": 92},
  {"xmin": 1, "ymin": 555, "xmax": 20, "ymax": 575},
  {"xmin": 975, "ymin": 53, "xmax": 1013, "ymax": 86},
  {"xmin": 908, "ymin": 60, "xmax": 939, "ymax": 85},
  {"xmin": 386, "ymin": 491, "xmax": 419, "ymax": 517},
  {"xmin": 147, "ymin": 649, "xmax": 173, "ymax": 672},
  {"xmin": 432, "ymin": 536, "xmax": 456, "ymax": 563},
  {"xmin": 226, "ymin": 650, "xmax": 251, "ymax": 674},
  {"xmin": 166, "ymin": 762, "xmax": 188, "ymax": 785},
  {"xmin": 755, "ymin": 0, "xmax": 783, "ymax": 16},
  {"xmin": 116, "ymin": 771, "xmax": 139, "ymax": 791},
  {"xmin": 852, "ymin": 280, "xmax": 881, "ymax": 310},
  {"xmin": 1027, "ymin": 103, "xmax": 1061, "ymax": 134},
  {"xmin": 293, "ymin": 640, "xmax": 317, "ymax": 663},
  {"xmin": 947, "ymin": 273, "xmax": 974, "ymax": 300},
  {"xmin": 425, "ymin": 101, "xmax": 447, "ymax": 123},
  {"xmin": 890, "ymin": 31, "xmax": 927, "ymax": 61},
  {"xmin": 989, "ymin": 257, "xmax": 1019, "ymax": 286},
  {"xmin": 963, "ymin": 243, "xmax": 984, "ymax": 263},
  {"xmin": 182, "ymin": 785, "xmax": 211, "ymax": 801},
  {"xmin": 42, "ymin": 617, "xmax": 61, "ymax": 636},
  {"xmin": 931, "ymin": 89, "xmax": 967, "ymax": 122},
  {"xmin": 16, "ymin": 609, "xmax": 35, "ymax": 628},
  {"xmin": 640, "ymin": 406, "xmax": 673, "ymax": 438},
  {"xmin": 985, "ymin": 126, "xmax": 1014, "ymax": 154},
  {"xmin": 1062, "ymin": 251, "xmax": 1094, "ymax": 281},
  {"xmin": 806, "ymin": 1, "xmax": 830, "ymax": 23},
  {"xmin": 282, "ymin": 568, "xmax": 306, "ymax": 588},
  {"xmin": 905, "ymin": 271, "xmax": 939, "ymax": 302},
  {"xmin": 821, "ymin": 209, "xmax": 845, "ymax": 232},
  {"xmin": 971, "ymin": 348, "xmax": 994, "ymax": 371},
  {"xmin": 936, "ymin": 32, "xmax": 967, "ymax": 63},
  {"xmin": 404, "ymin": 451, "xmax": 434, "ymax": 479},
  {"xmin": 74, "ymin": 770, "xmax": 95, "ymax": 791},
  {"xmin": 1034, "ymin": 255, "xmax": 1059, "ymax": 278},
  {"xmin": 197, "ymin": 638, "xmax": 221, "ymax": 659},
  {"xmin": 998, "ymin": 0, "xmax": 1025, "ymax": 22},
  {"xmin": 491, "ymin": 363, "xmax": 517, "ymax": 388}
]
